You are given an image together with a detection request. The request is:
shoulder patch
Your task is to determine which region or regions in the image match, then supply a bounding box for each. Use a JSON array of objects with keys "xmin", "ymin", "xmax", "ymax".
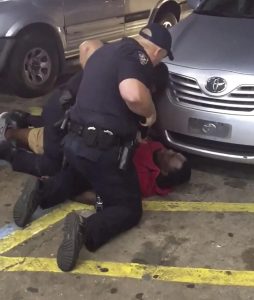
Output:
[{"xmin": 138, "ymin": 51, "xmax": 149, "ymax": 66}]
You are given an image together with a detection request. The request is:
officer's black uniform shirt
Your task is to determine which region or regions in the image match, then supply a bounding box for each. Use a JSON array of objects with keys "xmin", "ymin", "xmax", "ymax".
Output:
[
  {"xmin": 42, "ymin": 71, "xmax": 83, "ymax": 127},
  {"xmin": 42, "ymin": 71, "xmax": 83, "ymax": 159},
  {"xmin": 70, "ymin": 38, "xmax": 154, "ymax": 137}
]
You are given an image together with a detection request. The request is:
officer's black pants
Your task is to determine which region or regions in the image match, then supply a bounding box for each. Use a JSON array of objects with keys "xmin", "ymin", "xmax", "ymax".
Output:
[
  {"xmin": 11, "ymin": 149, "xmax": 62, "ymax": 177},
  {"xmin": 39, "ymin": 146, "xmax": 142, "ymax": 252}
]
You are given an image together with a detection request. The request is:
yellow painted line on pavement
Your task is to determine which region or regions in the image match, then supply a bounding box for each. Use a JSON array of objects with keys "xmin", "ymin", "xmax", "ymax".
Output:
[
  {"xmin": 143, "ymin": 200, "xmax": 254, "ymax": 213},
  {"xmin": 2, "ymin": 200, "xmax": 254, "ymax": 255},
  {"xmin": 1, "ymin": 256, "xmax": 254, "ymax": 287},
  {"xmin": 28, "ymin": 106, "xmax": 42, "ymax": 116},
  {"xmin": 0, "ymin": 202, "xmax": 92, "ymax": 255}
]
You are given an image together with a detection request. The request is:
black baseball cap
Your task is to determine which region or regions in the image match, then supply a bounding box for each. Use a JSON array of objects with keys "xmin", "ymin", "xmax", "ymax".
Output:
[{"xmin": 139, "ymin": 23, "xmax": 174, "ymax": 60}]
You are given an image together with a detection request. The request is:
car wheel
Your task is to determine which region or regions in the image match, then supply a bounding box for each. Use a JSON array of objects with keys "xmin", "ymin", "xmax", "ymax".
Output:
[
  {"xmin": 156, "ymin": 12, "xmax": 178, "ymax": 28},
  {"xmin": 8, "ymin": 30, "xmax": 59, "ymax": 98}
]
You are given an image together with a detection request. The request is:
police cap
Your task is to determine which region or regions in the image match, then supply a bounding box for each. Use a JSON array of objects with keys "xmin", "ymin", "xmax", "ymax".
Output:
[{"xmin": 139, "ymin": 23, "xmax": 174, "ymax": 60}]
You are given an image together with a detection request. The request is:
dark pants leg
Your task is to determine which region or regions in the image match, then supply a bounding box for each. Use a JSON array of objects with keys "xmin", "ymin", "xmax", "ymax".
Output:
[
  {"xmin": 65, "ymin": 146, "xmax": 142, "ymax": 252},
  {"xmin": 11, "ymin": 149, "xmax": 62, "ymax": 177},
  {"xmin": 85, "ymin": 202, "xmax": 142, "ymax": 251},
  {"xmin": 38, "ymin": 165, "xmax": 92, "ymax": 209}
]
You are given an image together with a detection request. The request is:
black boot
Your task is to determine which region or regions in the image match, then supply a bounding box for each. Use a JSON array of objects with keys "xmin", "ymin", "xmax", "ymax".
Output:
[
  {"xmin": 13, "ymin": 176, "xmax": 41, "ymax": 227},
  {"xmin": 5, "ymin": 110, "xmax": 31, "ymax": 129},
  {"xmin": 57, "ymin": 212, "xmax": 87, "ymax": 272}
]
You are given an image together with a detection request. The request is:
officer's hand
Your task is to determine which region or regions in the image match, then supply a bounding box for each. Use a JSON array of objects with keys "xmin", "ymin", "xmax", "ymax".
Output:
[{"xmin": 139, "ymin": 112, "xmax": 156, "ymax": 128}]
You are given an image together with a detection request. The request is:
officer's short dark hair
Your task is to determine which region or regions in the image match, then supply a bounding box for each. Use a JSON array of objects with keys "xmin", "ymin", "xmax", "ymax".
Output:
[
  {"xmin": 152, "ymin": 62, "xmax": 169, "ymax": 96},
  {"xmin": 157, "ymin": 160, "xmax": 191, "ymax": 189}
]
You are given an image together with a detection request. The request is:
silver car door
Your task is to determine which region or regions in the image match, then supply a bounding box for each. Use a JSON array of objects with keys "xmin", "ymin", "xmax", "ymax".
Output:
[{"xmin": 64, "ymin": 0, "xmax": 124, "ymax": 58}]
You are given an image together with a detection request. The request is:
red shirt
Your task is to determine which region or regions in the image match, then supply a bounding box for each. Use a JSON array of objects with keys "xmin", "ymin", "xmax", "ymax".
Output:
[{"xmin": 133, "ymin": 140, "xmax": 172, "ymax": 198}]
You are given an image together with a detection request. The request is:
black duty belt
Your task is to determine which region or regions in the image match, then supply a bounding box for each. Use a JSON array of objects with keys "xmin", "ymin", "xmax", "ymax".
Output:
[{"xmin": 69, "ymin": 121, "xmax": 121, "ymax": 149}]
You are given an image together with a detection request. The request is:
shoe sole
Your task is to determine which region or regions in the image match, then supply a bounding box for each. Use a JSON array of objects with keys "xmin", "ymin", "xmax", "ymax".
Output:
[
  {"xmin": 0, "ymin": 112, "xmax": 8, "ymax": 142},
  {"xmin": 57, "ymin": 212, "xmax": 82, "ymax": 272},
  {"xmin": 13, "ymin": 176, "xmax": 39, "ymax": 228}
]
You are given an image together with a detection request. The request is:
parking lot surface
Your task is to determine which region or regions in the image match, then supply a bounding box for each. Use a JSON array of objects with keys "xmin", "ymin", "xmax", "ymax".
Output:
[{"xmin": 0, "ymin": 80, "xmax": 254, "ymax": 300}]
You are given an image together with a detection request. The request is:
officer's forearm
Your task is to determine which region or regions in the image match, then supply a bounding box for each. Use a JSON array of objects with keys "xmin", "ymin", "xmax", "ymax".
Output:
[{"xmin": 119, "ymin": 78, "xmax": 156, "ymax": 118}]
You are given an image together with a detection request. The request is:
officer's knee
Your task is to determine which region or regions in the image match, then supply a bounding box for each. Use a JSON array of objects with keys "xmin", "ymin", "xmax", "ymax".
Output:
[
  {"xmin": 129, "ymin": 202, "xmax": 143, "ymax": 226},
  {"xmin": 134, "ymin": 208, "xmax": 143, "ymax": 225}
]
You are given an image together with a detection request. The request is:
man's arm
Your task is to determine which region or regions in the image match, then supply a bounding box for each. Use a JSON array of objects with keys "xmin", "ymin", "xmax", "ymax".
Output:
[
  {"xmin": 133, "ymin": 143, "xmax": 160, "ymax": 198},
  {"xmin": 119, "ymin": 78, "xmax": 156, "ymax": 126}
]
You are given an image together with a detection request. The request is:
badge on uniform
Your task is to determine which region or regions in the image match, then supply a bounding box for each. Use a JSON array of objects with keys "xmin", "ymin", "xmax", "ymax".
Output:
[{"xmin": 138, "ymin": 51, "xmax": 149, "ymax": 65}]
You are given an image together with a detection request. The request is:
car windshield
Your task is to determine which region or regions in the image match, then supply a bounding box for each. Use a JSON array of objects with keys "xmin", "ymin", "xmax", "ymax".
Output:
[{"xmin": 195, "ymin": 0, "xmax": 254, "ymax": 18}]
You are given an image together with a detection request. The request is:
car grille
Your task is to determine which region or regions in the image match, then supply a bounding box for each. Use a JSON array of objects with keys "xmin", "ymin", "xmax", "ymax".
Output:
[{"xmin": 169, "ymin": 73, "xmax": 254, "ymax": 113}]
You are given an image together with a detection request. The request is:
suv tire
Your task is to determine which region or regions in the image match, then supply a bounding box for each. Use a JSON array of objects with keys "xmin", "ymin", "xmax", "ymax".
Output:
[{"xmin": 8, "ymin": 30, "xmax": 59, "ymax": 98}]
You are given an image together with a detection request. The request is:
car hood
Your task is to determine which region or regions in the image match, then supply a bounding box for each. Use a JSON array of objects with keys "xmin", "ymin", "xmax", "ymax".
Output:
[{"xmin": 167, "ymin": 13, "xmax": 254, "ymax": 75}]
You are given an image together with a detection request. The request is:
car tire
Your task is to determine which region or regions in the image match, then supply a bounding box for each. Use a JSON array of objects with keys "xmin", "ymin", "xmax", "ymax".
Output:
[
  {"xmin": 156, "ymin": 12, "xmax": 178, "ymax": 28},
  {"xmin": 8, "ymin": 30, "xmax": 59, "ymax": 98}
]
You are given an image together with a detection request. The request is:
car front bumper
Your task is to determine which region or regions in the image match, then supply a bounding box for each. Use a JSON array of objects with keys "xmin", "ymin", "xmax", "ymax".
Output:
[{"xmin": 157, "ymin": 89, "xmax": 254, "ymax": 164}]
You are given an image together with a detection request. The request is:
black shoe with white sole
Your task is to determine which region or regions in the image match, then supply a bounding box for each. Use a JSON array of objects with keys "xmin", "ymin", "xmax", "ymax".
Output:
[
  {"xmin": 13, "ymin": 176, "xmax": 41, "ymax": 227},
  {"xmin": 0, "ymin": 112, "xmax": 8, "ymax": 143},
  {"xmin": 57, "ymin": 212, "xmax": 86, "ymax": 272}
]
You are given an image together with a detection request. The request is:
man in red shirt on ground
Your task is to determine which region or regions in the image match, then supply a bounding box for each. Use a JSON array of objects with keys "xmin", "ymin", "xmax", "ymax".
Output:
[{"xmin": 133, "ymin": 139, "xmax": 191, "ymax": 198}]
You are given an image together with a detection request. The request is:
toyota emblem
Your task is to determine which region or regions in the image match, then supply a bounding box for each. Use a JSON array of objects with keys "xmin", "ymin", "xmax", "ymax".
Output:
[
  {"xmin": 206, "ymin": 77, "xmax": 227, "ymax": 93},
  {"xmin": 202, "ymin": 123, "xmax": 217, "ymax": 134}
]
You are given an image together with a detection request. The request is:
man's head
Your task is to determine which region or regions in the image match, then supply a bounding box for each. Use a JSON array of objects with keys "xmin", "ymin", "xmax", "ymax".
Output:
[
  {"xmin": 155, "ymin": 149, "xmax": 191, "ymax": 187},
  {"xmin": 138, "ymin": 23, "xmax": 174, "ymax": 66}
]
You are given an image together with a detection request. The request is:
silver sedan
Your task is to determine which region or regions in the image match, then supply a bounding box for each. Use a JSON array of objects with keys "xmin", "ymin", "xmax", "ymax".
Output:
[{"xmin": 159, "ymin": 0, "xmax": 254, "ymax": 164}]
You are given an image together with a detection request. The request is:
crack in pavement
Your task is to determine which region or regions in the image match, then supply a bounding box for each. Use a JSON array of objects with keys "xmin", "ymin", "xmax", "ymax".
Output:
[{"xmin": 2, "ymin": 257, "xmax": 26, "ymax": 271}]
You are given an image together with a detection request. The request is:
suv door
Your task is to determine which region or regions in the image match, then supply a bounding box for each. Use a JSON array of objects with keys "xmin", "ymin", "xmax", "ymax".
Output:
[
  {"xmin": 124, "ymin": 0, "xmax": 155, "ymax": 37},
  {"xmin": 64, "ymin": 0, "xmax": 124, "ymax": 58}
]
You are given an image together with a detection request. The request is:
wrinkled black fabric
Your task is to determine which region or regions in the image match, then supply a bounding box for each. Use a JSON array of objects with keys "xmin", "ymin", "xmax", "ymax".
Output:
[{"xmin": 37, "ymin": 143, "xmax": 142, "ymax": 252}]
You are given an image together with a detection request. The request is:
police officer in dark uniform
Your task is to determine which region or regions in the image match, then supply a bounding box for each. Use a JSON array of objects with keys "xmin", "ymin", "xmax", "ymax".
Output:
[
  {"xmin": 0, "ymin": 71, "xmax": 83, "ymax": 176},
  {"xmin": 13, "ymin": 23, "xmax": 174, "ymax": 272}
]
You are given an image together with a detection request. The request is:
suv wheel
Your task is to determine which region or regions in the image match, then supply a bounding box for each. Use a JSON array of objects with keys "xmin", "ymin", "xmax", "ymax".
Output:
[
  {"xmin": 8, "ymin": 30, "xmax": 59, "ymax": 98},
  {"xmin": 156, "ymin": 12, "xmax": 178, "ymax": 28}
]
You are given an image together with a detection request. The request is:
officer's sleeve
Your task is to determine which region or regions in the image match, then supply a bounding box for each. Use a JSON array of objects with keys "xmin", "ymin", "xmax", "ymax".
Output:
[
  {"xmin": 64, "ymin": 70, "xmax": 83, "ymax": 97},
  {"xmin": 117, "ymin": 50, "xmax": 152, "ymax": 89}
]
